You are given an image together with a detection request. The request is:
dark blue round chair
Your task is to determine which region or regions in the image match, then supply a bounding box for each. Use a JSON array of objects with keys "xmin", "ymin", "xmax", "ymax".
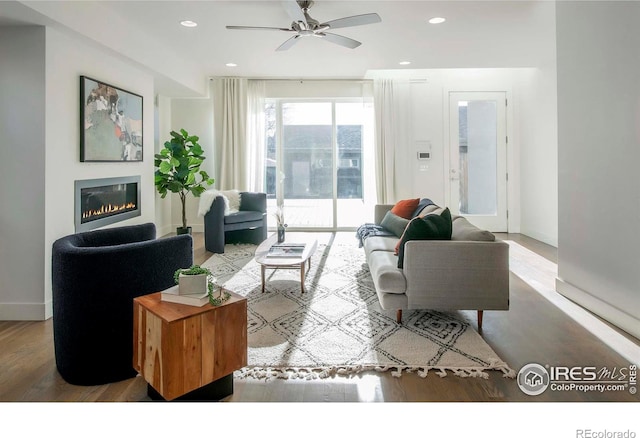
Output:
[{"xmin": 51, "ymin": 223, "xmax": 193, "ymax": 385}]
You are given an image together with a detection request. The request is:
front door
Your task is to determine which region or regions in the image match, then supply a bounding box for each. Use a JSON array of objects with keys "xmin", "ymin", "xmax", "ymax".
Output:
[{"xmin": 448, "ymin": 92, "xmax": 508, "ymax": 232}]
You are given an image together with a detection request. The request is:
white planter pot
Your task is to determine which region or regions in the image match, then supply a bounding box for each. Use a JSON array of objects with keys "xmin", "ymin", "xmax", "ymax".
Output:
[{"xmin": 178, "ymin": 273, "xmax": 208, "ymax": 295}]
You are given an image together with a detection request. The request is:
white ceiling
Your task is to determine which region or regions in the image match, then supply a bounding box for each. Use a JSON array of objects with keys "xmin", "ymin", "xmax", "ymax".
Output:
[{"xmin": 1, "ymin": 1, "xmax": 557, "ymax": 96}]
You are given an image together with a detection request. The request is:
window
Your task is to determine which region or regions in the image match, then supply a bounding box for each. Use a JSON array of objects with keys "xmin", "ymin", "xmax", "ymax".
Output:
[{"xmin": 265, "ymin": 99, "xmax": 374, "ymax": 229}]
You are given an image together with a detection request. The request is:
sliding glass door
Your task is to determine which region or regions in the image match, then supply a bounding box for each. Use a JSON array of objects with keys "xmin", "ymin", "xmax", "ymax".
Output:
[
  {"xmin": 282, "ymin": 101, "xmax": 333, "ymax": 228},
  {"xmin": 265, "ymin": 99, "xmax": 374, "ymax": 230}
]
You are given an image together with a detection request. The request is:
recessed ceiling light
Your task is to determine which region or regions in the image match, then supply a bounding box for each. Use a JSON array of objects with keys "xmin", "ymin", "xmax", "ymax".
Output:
[
  {"xmin": 180, "ymin": 20, "xmax": 198, "ymax": 28},
  {"xmin": 428, "ymin": 17, "xmax": 446, "ymax": 24},
  {"xmin": 399, "ymin": 61, "xmax": 411, "ymax": 65},
  {"xmin": 225, "ymin": 63, "xmax": 238, "ymax": 67}
]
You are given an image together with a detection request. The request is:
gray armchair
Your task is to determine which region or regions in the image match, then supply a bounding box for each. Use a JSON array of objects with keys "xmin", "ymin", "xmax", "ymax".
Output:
[{"xmin": 204, "ymin": 191, "xmax": 267, "ymax": 253}]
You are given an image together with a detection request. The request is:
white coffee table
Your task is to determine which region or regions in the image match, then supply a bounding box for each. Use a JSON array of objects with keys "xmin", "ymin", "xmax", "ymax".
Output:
[{"xmin": 255, "ymin": 234, "xmax": 318, "ymax": 294}]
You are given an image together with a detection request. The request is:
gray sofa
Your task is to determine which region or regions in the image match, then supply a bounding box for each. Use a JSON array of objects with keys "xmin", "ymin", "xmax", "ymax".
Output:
[{"xmin": 363, "ymin": 203, "xmax": 509, "ymax": 330}]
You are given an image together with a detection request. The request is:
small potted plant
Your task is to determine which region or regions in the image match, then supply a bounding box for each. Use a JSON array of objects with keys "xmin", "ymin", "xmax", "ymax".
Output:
[
  {"xmin": 174, "ymin": 265, "xmax": 212, "ymax": 295},
  {"xmin": 173, "ymin": 265, "xmax": 231, "ymax": 305},
  {"xmin": 155, "ymin": 129, "xmax": 215, "ymax": 235},
  {"xmin": 274, "ymin": 205, "xmax": 287, "ymax": 243}
]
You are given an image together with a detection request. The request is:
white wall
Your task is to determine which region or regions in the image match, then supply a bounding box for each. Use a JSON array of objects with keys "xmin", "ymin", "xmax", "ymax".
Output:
[
  {"xmin": 167, "ymin": 92, "xmax": 215, "ymax": 233},
  {"xmin": 555, "ymin": 2, "xmax": 640, "ymax": 338},
  {"xmin": 155, "ymin": 95, "xmax": 173, "ymax": 236},
  {"xmin": 0, "ymin": 26, "xmax": 47, "ymax": 320},
  {"xmin": 367, "ymin": 68, "xmax": 558, "ymax": 242},
  {"xmin": 0, "ymin": 25, "xmax": 157, "ymax": 320},
  {"xmin": 515, "ymin": 66, "xmax": 558, "ymax": 246}
]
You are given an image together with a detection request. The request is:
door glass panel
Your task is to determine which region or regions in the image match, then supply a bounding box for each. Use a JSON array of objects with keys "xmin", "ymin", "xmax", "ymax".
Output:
[
  {"xmin": 264, "ymin": 102, "xmax": 277, "ymax": 199},
  {"xmin": 336, "ymin": 102, "xmax": 368, "ymax": 228},
  {"xmin": 457, "ymin": 100, "xmax": 497, "ymax": 215},
  {"xmin": 264, "ymin": 102, "xmax": 277, "ymax": 229},
  {"xmin": 282, "ymin": 102, "xmax": 333, "ymax": 228}
]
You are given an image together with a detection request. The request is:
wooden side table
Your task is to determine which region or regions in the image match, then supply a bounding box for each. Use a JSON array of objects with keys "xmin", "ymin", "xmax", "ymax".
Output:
[{"xmin": 133, "ymin": 290, "xmax": 247, "ymax": 401}]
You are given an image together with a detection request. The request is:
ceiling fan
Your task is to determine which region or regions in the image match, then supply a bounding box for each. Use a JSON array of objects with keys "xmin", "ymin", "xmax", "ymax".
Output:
[{"xmin": 226, "ymin": 0, "xmax": 381, "ymax": 51}]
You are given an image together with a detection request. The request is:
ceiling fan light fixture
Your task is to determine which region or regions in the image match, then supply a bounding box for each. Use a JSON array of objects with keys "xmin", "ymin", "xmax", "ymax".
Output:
[
  {"xmin": 226, "ymin": 0, "xmax": 380, "ymax": 51},
  {"xmin": 180, "ymin": 20, "xmax": 198, "ymax": 28},
  {"xmin": 428, "ymin": 17, "xmax": 446, "ymax": 24}
]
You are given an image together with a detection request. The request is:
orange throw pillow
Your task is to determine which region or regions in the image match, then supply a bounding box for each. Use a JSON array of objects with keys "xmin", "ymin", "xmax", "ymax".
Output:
[{"xmin": 390, "ymin": 198, "xmax": 420, "ymax": 220}]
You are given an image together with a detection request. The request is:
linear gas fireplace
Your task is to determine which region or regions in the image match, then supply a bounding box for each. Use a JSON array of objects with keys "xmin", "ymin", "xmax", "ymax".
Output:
[{"xmin": 74, "ymin": 175, "xmax": 141, "ymax": 232}]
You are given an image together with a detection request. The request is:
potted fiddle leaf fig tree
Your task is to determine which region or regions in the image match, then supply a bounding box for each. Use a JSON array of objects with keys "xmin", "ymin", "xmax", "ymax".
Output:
[{"xmin": 155, "ymin": 129, "xmax": 214, "ymax": 235}]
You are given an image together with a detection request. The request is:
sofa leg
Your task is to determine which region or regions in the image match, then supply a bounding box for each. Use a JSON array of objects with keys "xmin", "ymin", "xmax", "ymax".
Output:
[
  {"xmin": 477, "ymin": 310, "xmax": 484, "ymax": 332},
  {"xmin": 396, "ymin": 309, "xmax": 402, "ymax": 324}
]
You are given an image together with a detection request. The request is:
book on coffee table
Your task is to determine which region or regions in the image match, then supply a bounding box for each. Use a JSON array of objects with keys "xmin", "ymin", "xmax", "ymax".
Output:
[
  {"xmin": 160, "ymin": 285, "xmax": 209, "ymax": 307},
  {"xmin": 267, "ymin": 243, "xmax": 306, "ymax": 258}
]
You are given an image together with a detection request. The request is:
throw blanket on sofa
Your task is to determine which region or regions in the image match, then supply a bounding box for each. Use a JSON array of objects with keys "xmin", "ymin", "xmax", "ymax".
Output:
[
  {"xmin": 198, "ymin": 189, "xmax": 241, "ymax": 217},
  {"xmin": 355, "ymin": 198, "xmax": 436, "ymax": 247},
  {"xmin": 355, "ymin": 223, "xmax": 394, "ymax": 248}
]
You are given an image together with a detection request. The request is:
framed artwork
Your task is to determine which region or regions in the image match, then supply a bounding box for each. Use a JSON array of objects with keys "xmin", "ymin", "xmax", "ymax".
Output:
[{"xmin": 80, "ymin": 76, "xmax": 143, "ymax": 162}]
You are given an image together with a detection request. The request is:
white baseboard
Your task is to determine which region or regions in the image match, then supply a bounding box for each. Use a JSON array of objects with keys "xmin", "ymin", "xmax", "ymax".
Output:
[
  {"xmin": 556, "ymin": 277, "xmax": 640, "ymax": 342},
  {"xmin": 0, "ymin": 300, "xmax": 52, "ymax": 321},
  {"xmin": 188, "ymin": 224, "xmax": 204, "ymax": 233},
  {"xmin": 157, "ymin": 224, "xmax": 172, "ymax": 237},
  {"xmin": 158, "ymin": 224, "xmax": 204, "ymax": 237},
  {"xmin": 171, "ymin": 224, "xmax": 204, "ymax": 233},
  {"xmin": 520, "ymin": 227, "xmax": 558, "ymax": 248}
]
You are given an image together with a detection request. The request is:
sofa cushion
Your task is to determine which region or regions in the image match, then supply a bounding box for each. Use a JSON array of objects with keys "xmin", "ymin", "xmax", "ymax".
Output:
[
  {"xmin": 224, "ymin": 210, "xmax": 264, "ymax": 224},
  {"xmin": 397, "ymin": 208, "xmax": 452, "ymax": 268},
  {"xmin": 417, "ymin": 204, "xmax": 441, "ymax": 217},
  {"xmin": 411, "ymin": 198, "xmax": 435, "ymax": 218},
  {"xmin": 380, "ymin": 211, "xmax": 410, "ymax": 238},
  {"xmin": 451, "ymin": 216, "xmax": 495, "ymax": 241},
  {"xmin": 364, "ymin": 235, "xmax": 399, "ymax": 254},
  {"xmin": 394, "ymin": 205, "xmax": 446, "ymax": 254},
  {"xmin": 367, "ymin": 250, "xmax": 406, "ymax": 294},
  {"xmin": 391, "ymin": 198, "xmax": 420, "ymax": 219}
]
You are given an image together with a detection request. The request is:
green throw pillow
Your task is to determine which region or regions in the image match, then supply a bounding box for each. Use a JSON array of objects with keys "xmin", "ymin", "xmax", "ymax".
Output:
[
  {"xmin": 397, "ymin": 207, "xmax": 452, "ymax": 268},
  {"xmin": 380, "ymin": 211, "xmax": 410, "ymax": 238}
]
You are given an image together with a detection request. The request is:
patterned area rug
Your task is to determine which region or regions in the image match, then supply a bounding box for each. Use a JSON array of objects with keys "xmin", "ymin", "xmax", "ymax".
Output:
[{"xmin": 202, "ymin": 239, "xmax": 515, "ymax": 380}]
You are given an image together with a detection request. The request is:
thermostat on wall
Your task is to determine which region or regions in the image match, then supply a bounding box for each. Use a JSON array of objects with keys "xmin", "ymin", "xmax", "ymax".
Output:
[{"xmin": 416, "ymin": 140, "xmax": 432, "ymax": 160}]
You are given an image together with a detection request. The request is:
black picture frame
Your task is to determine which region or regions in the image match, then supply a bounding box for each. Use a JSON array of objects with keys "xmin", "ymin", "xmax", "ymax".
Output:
[{"xmin": 80, "ymin": 76, "xmax": 143, "ymax": 162}]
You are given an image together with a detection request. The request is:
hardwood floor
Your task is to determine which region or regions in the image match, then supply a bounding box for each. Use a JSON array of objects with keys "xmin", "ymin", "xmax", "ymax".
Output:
[{"xmin": 0, "ymin": 232, "xmax": 637, "ymax": 404}]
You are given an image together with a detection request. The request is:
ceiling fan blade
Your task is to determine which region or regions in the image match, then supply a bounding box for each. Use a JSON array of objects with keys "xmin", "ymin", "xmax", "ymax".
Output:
[
  {"xmin": 276, "ymin": 35, "xmax": 302, "ymax": 51},
  {"xmin": 322, "ymin": 13, "xmax": 382, "ymax": 30},
  {"xmin": 281, "ymin": 0, "xmax": 307, "ymax": 25},
  {"xmin": 226, "ymin": 25, "xmax": 293, "ymax": 32},
  {"xmin": 320, "ymin": 32, "xmax": 361, "ymax": 49}
]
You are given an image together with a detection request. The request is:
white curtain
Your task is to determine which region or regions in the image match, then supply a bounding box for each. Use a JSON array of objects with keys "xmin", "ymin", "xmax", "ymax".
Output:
[
  {"xmin": 213, "ymin": 78, "xmax": 266, "ymax": 192},
  {"xmin": 373, "ymin": 78, "xmax": 410, "ymax": 204},
  {"xmin": 218, "ymin": 78, "xmax": 248, "ymax": 190},
  {"xmin": 247, "ymin": 80, "xmax": 266, "ymax": 192}
]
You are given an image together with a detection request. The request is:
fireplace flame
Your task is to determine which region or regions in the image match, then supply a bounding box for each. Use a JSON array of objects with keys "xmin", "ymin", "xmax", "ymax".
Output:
[{"xmin": 82, "ymin": 202, "xmax": 136, "ymax": 220}]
